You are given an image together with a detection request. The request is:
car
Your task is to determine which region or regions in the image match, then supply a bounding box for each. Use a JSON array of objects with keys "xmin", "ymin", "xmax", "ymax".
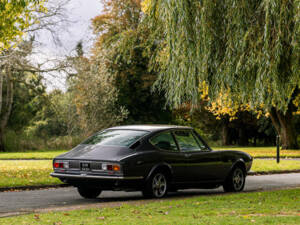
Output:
[{"xmin": 51, "ymin": 125, "xmax": 253, "ymax": 199}]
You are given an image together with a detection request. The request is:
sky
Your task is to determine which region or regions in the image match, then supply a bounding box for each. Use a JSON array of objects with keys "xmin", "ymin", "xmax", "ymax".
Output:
[
  {"xmin": 40, "ymin": 0, "xmax": 103, "ymax": 55},
  {"xmin": 33, "ymin": 0, "xmax": 103, "ymax": 90}
]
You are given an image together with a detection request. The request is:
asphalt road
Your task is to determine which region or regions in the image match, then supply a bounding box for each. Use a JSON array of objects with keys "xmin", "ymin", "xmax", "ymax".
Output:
[{"xmin": 1, "ymin": 173, "xmax": 300, "ymax": 217}]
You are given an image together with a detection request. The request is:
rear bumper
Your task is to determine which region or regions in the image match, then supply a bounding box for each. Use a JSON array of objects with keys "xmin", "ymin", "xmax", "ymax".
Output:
[
  {"xmin": 50, "ymin": 172, "xmax": 143, "ymax": 180},
  {"xmin": 51, "ymin": 172, "xmax": 144, "ymax": 190}
]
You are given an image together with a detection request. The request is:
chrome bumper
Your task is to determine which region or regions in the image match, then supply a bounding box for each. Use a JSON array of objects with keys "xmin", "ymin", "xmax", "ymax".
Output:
[{"xmin": 50, "ymin": 172, "xmax": 143, "ymax": 180}]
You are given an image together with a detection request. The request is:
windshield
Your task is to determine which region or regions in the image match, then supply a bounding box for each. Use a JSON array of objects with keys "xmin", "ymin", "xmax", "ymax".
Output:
[{"xmin": 82, "ymin": 129, "xmax": 149, "ymax": 147}]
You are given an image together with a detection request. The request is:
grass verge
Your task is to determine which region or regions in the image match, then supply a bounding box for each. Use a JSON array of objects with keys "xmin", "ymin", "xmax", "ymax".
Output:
[
  {"xmin": 0, "ymin": 150, "xmax": 66, "ymax": 160},
  {"xmin": 1, "ymin": 147, "xmax": 300, "ymax": 160},
  {"xmin": 0, "ymin": 160, "xmax": 62, "ymax": 188},
  {"xmin": 0, "ymin": 159, "xmax": 299, "ymax": 189},
  {"xmin": 252, "ymin": 159, "xmax": 300, "ymax": 173},
  {"xmin": 213, "ymin": 146, "xmax": 300, "ymax": 158},
  {"xmin": 1, "ymin": 188, "xmax": 299, "ymax": 224}
]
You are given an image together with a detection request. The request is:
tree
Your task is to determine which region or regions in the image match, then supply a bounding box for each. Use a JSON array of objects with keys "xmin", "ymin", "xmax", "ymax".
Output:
[
  {"xmin": 147, "ymin": 0, "xmax": 300, "ymax": 149},
  {"xmin": 67, "ymin": 42, "xmax": 128, "ymax": 135},
  {"xmin": 0, "ymin": 0, "xmax": 46, "ymax": 51},
  {"xmin": 27, "ymin": 90, "xmax": 79, "ymax": 138},
  {"xmin": 88, "ymin": 0, "xmax": 173, "ymax": 125},
  {"xmin": 0, "ymin": 1, "xmax": 71, "ymax": 151}
]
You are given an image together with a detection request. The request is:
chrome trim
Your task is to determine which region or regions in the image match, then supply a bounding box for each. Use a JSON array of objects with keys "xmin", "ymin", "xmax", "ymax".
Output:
[{"xmin": 50, "ymin": 172, "xmax": 143, "ymax": 180}]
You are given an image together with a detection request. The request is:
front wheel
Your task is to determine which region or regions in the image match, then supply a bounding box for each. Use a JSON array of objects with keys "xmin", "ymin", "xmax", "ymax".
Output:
[
  {"xmin": 223, "ymin": 167, "xmax": 245, "ymax": 192},
  {"xmin": 77, "ymin": 186, "xmax": 102, "ymax": 199},
  {"xmin": 142, "ymin": 172, "xmax": 168, "ymax": 198}
]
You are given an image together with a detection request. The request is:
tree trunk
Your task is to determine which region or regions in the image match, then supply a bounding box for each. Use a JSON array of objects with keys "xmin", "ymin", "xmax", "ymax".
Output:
[
  {"xmin": 269, "ymin": 106, "xmax": 299, "ymax": 150},
  {"xmin": 0, "ymin": 71, "xmax": 3, "ymax": 151},
  {"xmin": 237, "ymin": 127, "xmax": 248, "ymax": 146},
  {"xmin": 221, "ymin": 120, "xmax": 230, "ymax": 145},
  {"xmin": 0, "ymin": 71, "xmax": 3, "ymax": 115},
  {"xmin": 0, "ymin": 67, "xmax": 14, "ymax": 152}
]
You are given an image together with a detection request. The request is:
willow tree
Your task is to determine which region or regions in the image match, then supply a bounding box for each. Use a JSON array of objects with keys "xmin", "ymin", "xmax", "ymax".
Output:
[{"xmin": 147, "ymin": 0, "xmax": 300, "ymax": 149}]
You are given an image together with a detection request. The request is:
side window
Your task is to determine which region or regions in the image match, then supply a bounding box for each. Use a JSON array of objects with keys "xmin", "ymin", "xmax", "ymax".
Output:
[
  {"xmin": 173, "ymin": 130, "xmax": 201, "ymax": 152},
  {"xmin": 149, "ymin": 132, "xmax": 178, "ymax": 152},
  {"xmin": 192, "ymin": 131, "xmax": 209, "ymax": 150}
]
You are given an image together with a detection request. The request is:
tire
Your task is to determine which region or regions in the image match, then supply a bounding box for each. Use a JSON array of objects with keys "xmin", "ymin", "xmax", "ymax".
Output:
[
  {"xmin": 77, "ymin": 186, "xmax": 102, "ymax": 199},
  {"xmin": 142, "ymin": 171, "xmax": 168, "ymax": 198},
  {"xmin": 223, "ymin": 166, "xmax": 245, "ymax": 192}
]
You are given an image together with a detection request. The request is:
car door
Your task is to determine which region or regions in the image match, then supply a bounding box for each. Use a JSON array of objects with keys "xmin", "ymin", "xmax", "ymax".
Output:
[
  {"xmin": 149, "ymin": 131, "xmax": 186, "ymax": 183},
  {"xmin": 172, "ymin": 129, "xmax": 224, "ymax": 183}
]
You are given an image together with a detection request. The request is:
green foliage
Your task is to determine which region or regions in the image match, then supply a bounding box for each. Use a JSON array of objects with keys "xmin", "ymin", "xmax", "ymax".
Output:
[
  {"xmin": 27, "ymin": 90, "xmax": 80, "ymax": 137},
  {"xmin": 78, "ymin": 0, "xmax": 173, "ymax": 127},
  {"xmin": 108, "ymin": 27, "xmax": 173, "ymax": 124},
  {"xmin": 0, "ymin": 0, "xmax": 46, "ymax": 51},
  {"xmin": 8, "ymin": 73, "xmax": 46, "ymax": 131},
  {"xmin": 150, "ymin": 0, "xmax": 300, "ymax": 113},
  {"xmin": 69, "ymin": 52, "xmax": 128, "ymax": 134},
  {"xmin": 3, "ymin": 130, "xmax": 81, "ymax": 152}
]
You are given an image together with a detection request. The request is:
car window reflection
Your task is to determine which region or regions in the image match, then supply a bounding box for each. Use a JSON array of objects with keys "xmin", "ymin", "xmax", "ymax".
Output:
[
  {"xmin": 149, "ymin": 132, "xmax": 179, "ymax": 152},
  {"xmin": 82, "ymin": 130, "xmax": 149, "ymax": 147},
  {"xmin": 174, "ymin": 130, "xmax": 202, "ymax": 152}
]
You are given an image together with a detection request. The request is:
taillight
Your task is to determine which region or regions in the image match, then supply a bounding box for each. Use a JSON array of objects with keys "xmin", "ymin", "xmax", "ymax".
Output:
[
  {"xmin": 112, "ymin": 165, "xmax": 120, "ymax": 171},
  {"xmin": 54, "ymin": 162, "xmax": 63, "ymax": 168},
  {"xmin": 53, "ymin": 161, "xmax": 69, "ymax": 169},
  {"xmin": 102, "ymin": 163, "xmax": 121, "ymax": 171}
]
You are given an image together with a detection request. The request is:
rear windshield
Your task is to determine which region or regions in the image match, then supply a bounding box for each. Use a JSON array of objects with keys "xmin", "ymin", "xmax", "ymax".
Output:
[{"xmin": 82, "ymin": 129, "xmax": 149, "ymax": 147}]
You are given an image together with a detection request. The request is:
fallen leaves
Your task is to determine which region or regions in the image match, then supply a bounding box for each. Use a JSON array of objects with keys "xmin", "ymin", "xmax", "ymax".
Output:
[{"xmin": 34, "ymin": 214, "xmax": 40, "ymax": 220}]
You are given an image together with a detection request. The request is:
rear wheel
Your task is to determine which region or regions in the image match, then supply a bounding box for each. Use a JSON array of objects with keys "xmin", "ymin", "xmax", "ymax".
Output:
[
  {"xmin": 223, "ymin": 166, "xmax": 245, "ymax": 192},
  {"xmin": 142, "ymin": 171, "xmax": 168, "ymax": 198},
  {"xmin": 77, "ymin": 186, "xmax": 102, "ymax": 199}
]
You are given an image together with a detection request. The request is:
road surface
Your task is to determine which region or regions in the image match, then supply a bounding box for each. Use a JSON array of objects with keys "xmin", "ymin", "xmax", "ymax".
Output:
[{"xmin": 1, "ymin": 173, "xmax": 300, "ymax": 217}]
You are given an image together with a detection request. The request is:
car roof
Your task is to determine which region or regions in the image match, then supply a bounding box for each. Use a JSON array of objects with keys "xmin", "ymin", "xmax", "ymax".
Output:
[{"xmin": 108, "ymin": 124, "xmax": 192, "ymax": 132}]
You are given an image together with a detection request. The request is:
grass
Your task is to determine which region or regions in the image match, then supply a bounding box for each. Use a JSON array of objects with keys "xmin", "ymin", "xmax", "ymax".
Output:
[
  {"xmin": 213, "ymin": 146, "xmax": 300, "ymax": 158},
  {"xmin": 1, "ymin": 147, "xmax": 300, "ymax": 160},
  {"xmin": 0, "ymin": 160, "xmax": 62, "ymax": 188},
  {"xmin": 0, "ymin": 150, "xmax": 66, "ymax": 159},
  {"xmin": 0, "ymin": 159, "xmax": 299, "ymax": 189},
  {"xmin": 0, "ymin": 147, "xmax": 299, "ymax": 160},
  {"xmin": 0, "ymin": 147, "xmax": 300, "ymax": 159},
  {"xmin": 1, "ymin": 188, "xmax": 299, "ymax": 224},
  {"xmin": 252, "ymin": 159, "xmax": 300, "ymax": 172}
]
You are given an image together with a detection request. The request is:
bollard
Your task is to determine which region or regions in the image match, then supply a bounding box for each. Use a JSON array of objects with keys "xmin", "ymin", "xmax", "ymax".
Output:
[{"xmin": 276, "ymin": 135, "xmax": 280, "ymax": 163}]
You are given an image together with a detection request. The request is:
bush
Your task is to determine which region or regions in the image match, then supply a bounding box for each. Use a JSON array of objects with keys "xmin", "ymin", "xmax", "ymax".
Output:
[{"xmin": 3, "ymin": 130, "xmax": 83, "ymax": 152}]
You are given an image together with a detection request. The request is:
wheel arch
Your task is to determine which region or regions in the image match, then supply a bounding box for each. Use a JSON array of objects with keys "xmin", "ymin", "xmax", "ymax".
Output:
[
  {"xmin": 228, "ymin": 159, "xmax": 247, "ymax": 177},
  {"xmin": 145, "ymin": 163, "xmax": 173, "ymax": 183}
]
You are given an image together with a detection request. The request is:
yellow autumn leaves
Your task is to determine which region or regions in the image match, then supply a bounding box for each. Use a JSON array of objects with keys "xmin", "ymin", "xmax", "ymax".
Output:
[{"xmin": 0, "ymin": 0, "xmax": 47, "ymax": 52}]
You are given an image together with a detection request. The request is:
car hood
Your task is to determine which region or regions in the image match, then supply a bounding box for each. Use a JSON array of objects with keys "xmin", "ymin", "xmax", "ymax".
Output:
[{"xmin": 55, "ymin": 144, "xmax": 133, "ymax": 161}]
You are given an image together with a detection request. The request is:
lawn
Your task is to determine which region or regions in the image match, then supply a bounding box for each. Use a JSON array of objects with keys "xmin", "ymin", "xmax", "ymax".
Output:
[
  {"xmin": 0, "ymin": 159, "xmax": 299, "ymax": 189},
  {"xmin": 0, "ymin": 160, "xmax": 62, "ymax": 188},
  {"xmin": 0, "ymin": 150, "xmax": 66, "ymax": 159},
  {"xmin": 252, "ymin": 159, "xmax": 300, "ymax": 172},
  {"xmin": 0, "ymin": 147, "xmax": 300, "ymax": 160},
  {"xmin": 1, "ymin": 188, "xmax": 299, "ymax": 224},
  {"xmin": 213, "ymin": 146, "xmax": 300, "ymax": 158}
]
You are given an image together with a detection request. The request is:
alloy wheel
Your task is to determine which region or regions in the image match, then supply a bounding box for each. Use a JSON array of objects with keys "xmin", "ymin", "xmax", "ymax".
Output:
[
  {"xmin": 232, "ymin": 168, "xmax": 244, "ymax": 190},
  {"xmin": 152, "ymin": 173, "xmax": 167, "ymax": 198}
]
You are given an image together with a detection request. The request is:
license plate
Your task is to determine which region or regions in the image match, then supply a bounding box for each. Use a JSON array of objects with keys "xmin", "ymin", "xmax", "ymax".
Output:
[{"xmin": 80, "ymin": 162, "xmax": 90, "ymax": 171}]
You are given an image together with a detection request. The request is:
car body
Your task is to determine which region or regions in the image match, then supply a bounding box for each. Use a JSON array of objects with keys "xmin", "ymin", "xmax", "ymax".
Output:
[{"xmin": 51, "ymin": 125, "xmax": 253, "ymax": 198}]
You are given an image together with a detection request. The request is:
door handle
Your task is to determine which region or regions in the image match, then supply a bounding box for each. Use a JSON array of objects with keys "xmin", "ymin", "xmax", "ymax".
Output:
[{"xmin": 184, "ymin": 154, "xmax": 192, "ymax": 158}]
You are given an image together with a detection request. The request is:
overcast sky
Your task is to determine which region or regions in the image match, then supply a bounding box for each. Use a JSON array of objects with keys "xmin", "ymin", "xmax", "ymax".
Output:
[
  {"xmin": 34, "ymin": 0, "xmax": 103, "ymax": 90},
  {"xmin": 40, "ymin": 0, "xmax": 103, "ymax": 55}
]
